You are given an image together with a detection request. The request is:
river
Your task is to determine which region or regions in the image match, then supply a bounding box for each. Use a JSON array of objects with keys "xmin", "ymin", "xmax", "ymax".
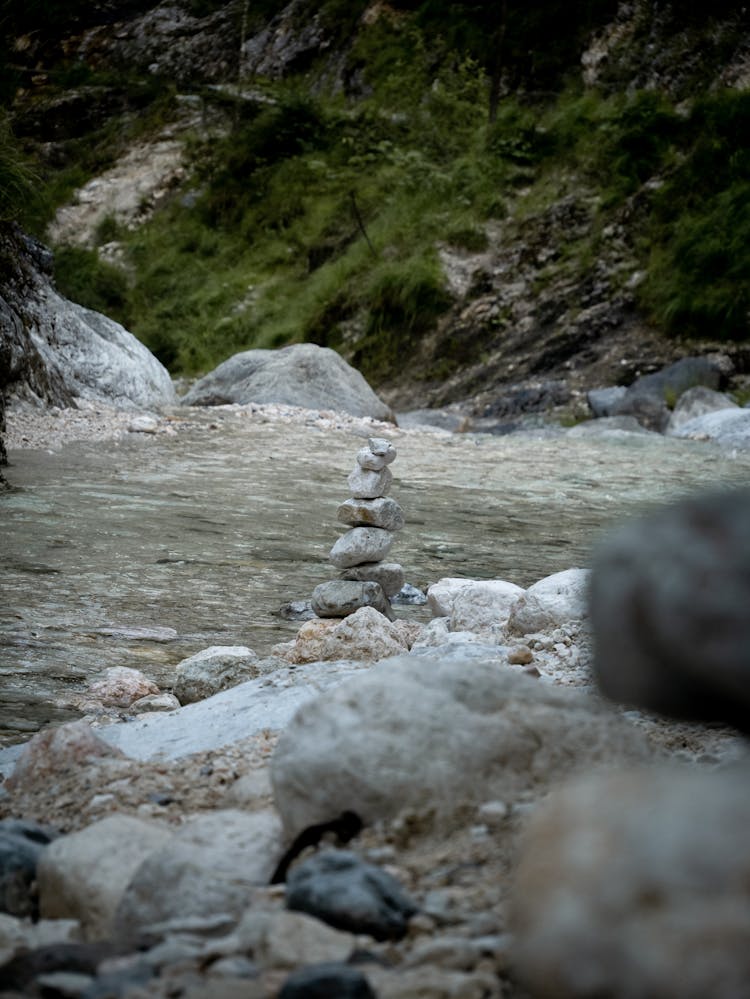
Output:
[{"xmin": 2, "ymin": 408, "xmax": 749, "ymax": 746}]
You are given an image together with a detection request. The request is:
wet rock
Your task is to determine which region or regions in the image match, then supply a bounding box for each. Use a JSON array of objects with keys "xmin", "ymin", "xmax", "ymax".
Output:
[
  {"xmin": 449, "ymin": 580, "xmax": 525, "ymax": 635},
  {"xmin": 589, "ymin": 488, "xmax": 750, "ymax": 728},
  {"xmin": 506, "ymin": 568, "xmax": 589, "ymax": 636},
  {"xmin": 511, "ymin": 765, "xmax": 750, "ymax": 999},
  {"xmin": 286, "ymin": 850, "xmax": 418, "ymax": 941},
  {"xmin": 567, "ymin": 415, "xmax": 656, "ymax": 437},
  {"xmin": 311, "ymin": 580, "xmax": 392, "ymax": 619},
  {"xmin": 180, "ymin": 343, "xmax": 394, "ymax": 422},
  {"xmin": 671, "ymin": 408, "xmax": 750, "ymax": 449},
  {"xmin": 37, "ymin": 815, "xmax": 171, "ymax": 939},
  {"xmin": 280, "ymin": 962, "xmax": 376, "ymax": 999},
  {"xmin": 276, "ymin": 600, "xmax": 316, "ymax": 621},
  {"xmin": 665, "ymin": 386, "xmax": 739, "ymax": 434},
  {"xmin": 613, "ymin": 357, "xmax": 725, "ymax": 431},
  {"xmin": 329, "ymin": 527, "xmax": 394, "ymax": 569},
  {"xmin": 87, "ymin": 666, "xmax": 159, "ymax": 708},
  {"xmin": 391, "ymin": 583, "xmax": 428, "ymax": 606},
  {"xmin": 114, "ymin": 810, "xmax": 283, "ymax": 940},
  {"xmin": 347, "ymin": 465, "xmax": 394, "ymax": 500},
  {"xmin": 173, "ymin": 646, "xmax": 260, "ymax": 705},
  {"xmin": 271, "ymin": 656, "xmax": 647, "ymax": 838},
  {"xmin": 337, "ymin": 497, "xmax": 405, "ymax": 532},
  {"xmin": 284, "ymin": 607, "xmax": 408, "ymax": 664},
  {"xmin": 5, "ymin": 721, "xmax": 126, "ymax": 792},
  {"xmin": 587, "ymin": 385, "xmax": 627, "ymax": 417},
  {"xmin": 0, "ymin": 820, "xmax": 57, "ymax": 918},
  {"xmin": 340, "ymin": 563, "xmax": 405, "ymax": 599}
]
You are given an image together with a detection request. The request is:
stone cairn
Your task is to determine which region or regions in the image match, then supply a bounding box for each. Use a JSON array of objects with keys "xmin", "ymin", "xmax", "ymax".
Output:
[{"xmin": 311, "ymin": 437, "xmax": 405, "ymax": 620}]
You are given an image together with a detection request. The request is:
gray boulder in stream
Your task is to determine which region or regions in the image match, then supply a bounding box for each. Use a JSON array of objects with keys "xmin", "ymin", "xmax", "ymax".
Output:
[
  {"xmin": 181, "ymin": 343, "xmax": 394, "ymax": 422},
  {"xmin": 0, "ymin": 224, "xmax": 175, "ymax": 411}
]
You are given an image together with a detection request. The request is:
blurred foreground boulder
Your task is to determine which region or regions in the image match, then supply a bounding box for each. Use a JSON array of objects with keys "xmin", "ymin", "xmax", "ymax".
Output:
[{"xmin": 589, "ymin": 488, "xmax": 750, "ymax": 730}]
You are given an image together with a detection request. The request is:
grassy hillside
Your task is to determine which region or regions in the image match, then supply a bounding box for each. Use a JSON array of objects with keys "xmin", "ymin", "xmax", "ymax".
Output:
[{"xmin": 5, "ymin": 0, "xmax": 749, "ymax": 392}]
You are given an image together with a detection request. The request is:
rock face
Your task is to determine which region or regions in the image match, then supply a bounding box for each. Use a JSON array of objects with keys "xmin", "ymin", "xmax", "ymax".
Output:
[
  {"xmin": 271, "ymin": 655, "xmax": 647, "ymax": 838},
  {"xmin": 0, "ymin": 224, "xmax": 175, "ymax": 411},
  {"xmin": 589, "ymin": 488, "xmax": 750, "ymax": 729},
  {"xmin": 511, "ymin": 765, "xmax": 750, "ymax": 999},
  {"xmin": 180, "ymin": 343, "xmax": 394, "ymax": 421}
]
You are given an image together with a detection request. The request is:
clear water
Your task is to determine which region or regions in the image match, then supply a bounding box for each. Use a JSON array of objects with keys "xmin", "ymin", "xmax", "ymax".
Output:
[{"xmin": 2, "ymin": 409, "xmax": 749, "ymax": 746}]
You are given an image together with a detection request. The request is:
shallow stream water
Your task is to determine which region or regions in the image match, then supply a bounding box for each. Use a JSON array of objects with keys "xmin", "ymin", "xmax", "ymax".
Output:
[{"xmin": 2, "ymin": 408, "xmax": 749, "ymax": 747}]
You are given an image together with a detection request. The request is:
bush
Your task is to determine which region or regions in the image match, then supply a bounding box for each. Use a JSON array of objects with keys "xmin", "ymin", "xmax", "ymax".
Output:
[
  {"xmin": 0, "ymin": 115, "xmax": 37, "ymax": 221},
  {"xmin": 53, "ymin": 246, "xmax": 130, "ymax": 325}
]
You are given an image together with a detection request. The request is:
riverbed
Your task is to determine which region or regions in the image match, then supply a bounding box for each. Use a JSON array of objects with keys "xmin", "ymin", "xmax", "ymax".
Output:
[{"xmin": 2, "ymin": 406, "xmax": 749, "ymax": 746}]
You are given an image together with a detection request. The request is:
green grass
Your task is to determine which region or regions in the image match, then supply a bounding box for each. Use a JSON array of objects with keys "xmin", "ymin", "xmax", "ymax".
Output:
[{"xmin": 12, "ymin": 5, "xmax": 748, "ymax": 384}]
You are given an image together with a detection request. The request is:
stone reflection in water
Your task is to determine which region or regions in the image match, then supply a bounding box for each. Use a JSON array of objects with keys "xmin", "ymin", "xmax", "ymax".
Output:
[{"xmin": 2, "ymin": 408, "xmax": 750, "ymax": 745}]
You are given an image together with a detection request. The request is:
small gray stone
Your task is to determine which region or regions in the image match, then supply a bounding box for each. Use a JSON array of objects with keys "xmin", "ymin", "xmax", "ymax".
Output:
[
  {"xmin": 337, "ymin": 497, "xmax": 404, "ymax": 532},
  {"xmin": 340, "ymin": 563, "xmax": 405, "ymax": 598},
  {"xmin": 356, "ymin": 447, "xmax": 387, "ymax": 471},
  {"xmin": 286, "ymin": 850, "xmax": 418, "ymax": 941},
  {"xmin": 329, "ymin": 527, "xmax": 394, "ymax": 569},
  {"xmin": 279, "ymin": 962, "xmax": 376, "ymax": 999},
  {"xmin": 391, "ymin": 583, "xmax": 428, "ymax": 606},
  {"xmin": 347, "ymin": 465, "xmax": 393, "ymax": 500},
  {"xmin": 311, "ymin": 580, "xmax": 392, "ymax": 619},
  {"xmin": 173, "ymin": 646, "xmax": 260, "ymax": 705},
  {"xmin": 367, "ymin": 437, "xmax": 396, "ymax": 462}
]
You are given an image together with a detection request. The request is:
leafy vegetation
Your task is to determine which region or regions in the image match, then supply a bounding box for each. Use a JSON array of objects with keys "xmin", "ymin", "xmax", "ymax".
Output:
[{"xmin": 6, "ymin": 0, "xmax": 749, "ymax": 381}]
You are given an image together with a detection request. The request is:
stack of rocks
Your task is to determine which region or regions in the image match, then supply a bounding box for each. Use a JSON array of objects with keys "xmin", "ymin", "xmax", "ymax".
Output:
[{"xmin": 311, "ymin": 437, "xmax": 405, "ymax": 621}]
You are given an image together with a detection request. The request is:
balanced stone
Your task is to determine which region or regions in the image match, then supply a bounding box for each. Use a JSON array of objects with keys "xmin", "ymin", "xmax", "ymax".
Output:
[
  {"xmin": 337, "ymin": 497, "xmax": 404, "ymax": 532},
  {"xmin": 341, "ymin": 562, "xmax": 405, "ymax": 598},
  {"xmin": 368, "ymin": 437, "xmax": 397, "ymax": 463},
  {"xmin": 311, "ymin": 580, "xmax": 392, "ymax": 619},
  {"xmin": 356, "ymin": 447, "xmax": 388, "ymax": 471},
  {"xmin": 329, "ymin": 527, "xmax": 393, "ymax": 569},
  {"xmin": 348, "ymin": 465, "xmax": 392, "ymax": 500}
]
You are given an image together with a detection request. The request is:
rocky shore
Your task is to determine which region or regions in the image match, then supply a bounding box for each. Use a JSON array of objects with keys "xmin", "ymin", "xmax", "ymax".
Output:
[{"xmin": 2, "ymin": 402, "xmax": 749, "ymax": 999}]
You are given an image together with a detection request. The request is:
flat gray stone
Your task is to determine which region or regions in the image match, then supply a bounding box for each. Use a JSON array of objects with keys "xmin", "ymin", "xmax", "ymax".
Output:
[
  {"xmin": 329, "ymin": 527, "xmax": 394, "ymax": 569},
  {"xmin": 347, "ymin": 466, "xmax": 393, "ymax": 500},
  {"xmin": 340, "ymin": 563, "xmax": 405, "ymax": 598},
  {"xmin": 337, "ymin": 498, "xmax": 404, "ymax": 532},
  {"xmin": 311, "ymin": 580, "xmax": 392, "ymax": 619}
]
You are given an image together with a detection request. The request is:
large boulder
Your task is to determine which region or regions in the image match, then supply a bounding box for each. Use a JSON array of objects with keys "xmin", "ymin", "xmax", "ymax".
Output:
[
  {"xmin": 511, "ymin": 765, "xmax": 750, "ymax": 999},
  {"xmin": 271, "ymin": 656, "xmax": 647, "ymax": 839},
  {"xmin": 589, "ymin": 488, "xmax": 750, "ymax": 730},
  {"xmin": 37, "ymin": 815, "xmax": 172, "ymax": 939},
  {"xmin": 611, "ymin": 357, "xmax": 726, "ymax": 431},
  {"xmin": 0, "ymin": 224, "xmax": 175, "ymax": 411},
  {"xmin": 506, "ymin": 568, "xmax": 589, "ymax": 636},
  {"xmin": 670, "ymin": 407, "xmax": 750, "ymax": 449},
  {"xmin": 180, "ymin": 343, "xmax": 394, "ymax": 422},
  {"xmin": 665, "ymin": 386, "xmax": 739, "ymax": 435}
]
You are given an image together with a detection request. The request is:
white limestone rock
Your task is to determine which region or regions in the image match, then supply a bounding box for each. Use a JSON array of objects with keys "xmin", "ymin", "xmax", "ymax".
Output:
[
  {"xmin": 665, "ymin": 386, "xmax": 739, "ymax": 435},
  {"xmin": 173, "ymin": 645, "xmax": 260, "ymax": 705},
  {"xmin": 271, "ymin": 656, "xmax": 648, "ymax": 838},
  {"xmin": 511, "ymin": 765, "xmax": 750, "ymax": 999},
  {"xmin": 426, "ymin": 578, "xmax": 476, "ymax": 618},
  {"xmin": 329, "ymin": 526, "xmax": 394, "ymax": 569},
  {"xmin": 506, "ymin": 568, "xmax": 590, "ymax": 635},
  {"xmin": 285, "ymin": 606, "xmax": 408, "ymax": 664},
  {"xmin": 450, "ymin": 580, "xmax": 526, "ymax": 635},
  {"xmin": 347, "ymin": 464, "xmax": 393, "ymax": 499},
  {"xmin": 337, "ymin": 497, "xmax": 404, "ymax": 531},
  {"xmin": 37, "ymin": 815, "xmax": 172, "ymax": 939},
  {"xmin": 5, "ymin": 721, "xmax": 127, "ymax": 792},
  {"xmin": 670, "ymin": 407, "xmax": 750, "ymax": 449}
]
